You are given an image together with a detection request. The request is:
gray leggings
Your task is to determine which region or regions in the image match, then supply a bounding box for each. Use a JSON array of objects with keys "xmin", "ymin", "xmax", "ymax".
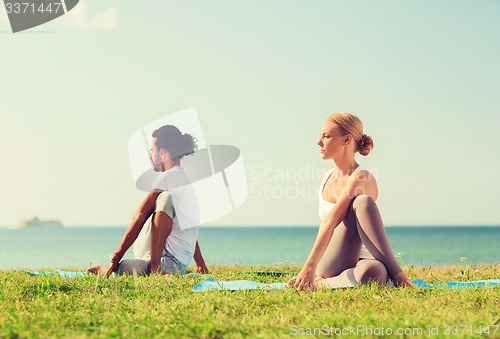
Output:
[{"xmin": 316, "ymin": 195, "xmax": 403, "ymax": 287}]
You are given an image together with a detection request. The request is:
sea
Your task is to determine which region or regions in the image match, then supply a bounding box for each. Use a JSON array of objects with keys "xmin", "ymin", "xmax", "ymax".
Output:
[{"xmin": 0, "ymin": 226, "xmax": 498, "ymax": 270}]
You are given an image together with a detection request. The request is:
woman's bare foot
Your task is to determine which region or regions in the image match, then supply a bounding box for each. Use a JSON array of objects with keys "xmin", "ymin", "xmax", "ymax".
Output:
[
  {"xmin": 392, "ymin": 272, "xmax": 419, "ymax": 289},
  {"xmin": 86, "ymin": 265, "xmax": 109, "ymax": 276},
  {"xmin": 314, "ymin": 277, "xmax": 325, "ymax": 289}
]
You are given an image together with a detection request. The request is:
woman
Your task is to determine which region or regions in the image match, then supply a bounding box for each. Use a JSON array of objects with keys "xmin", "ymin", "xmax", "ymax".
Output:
[
  {"xmin": 87, "ymin": 125, "xmax": 208, "ymax": 276},
  {"xmin": 287, "ymin": 113, "xmax": 417, "ymax": 290}
]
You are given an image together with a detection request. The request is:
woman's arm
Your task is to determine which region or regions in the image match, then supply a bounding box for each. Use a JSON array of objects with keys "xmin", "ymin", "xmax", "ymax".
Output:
[
  {"xmin": 305, "ymin": 171, "xmax": 377, "ymax": 267},
  {"xmin": 289, "ymin": 171, "xmax": 378, "ymax": 290},
  {"xmin": 106, "ymin": 191, "xmax": 161, "ymax": 275}
]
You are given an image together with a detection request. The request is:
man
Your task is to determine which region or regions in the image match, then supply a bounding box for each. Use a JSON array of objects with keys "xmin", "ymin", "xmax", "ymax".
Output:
[{"xmin": 87, "ymin": 125, "xmax": 208, "ymax": 276}]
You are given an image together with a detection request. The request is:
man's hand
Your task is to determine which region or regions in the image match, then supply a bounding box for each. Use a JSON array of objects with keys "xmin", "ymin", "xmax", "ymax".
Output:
[
  {"xmin": 148, "ymin": 260, "xmax": 162, "ymax": 274},
  {"xmin": 195, "ymin": 264, "xmax": 209, "ymax": 274},
  {"xmin": 193, "ymin": 241, "xmax": 208, "ymax": 274},
  {"xmin": 105, "ymin": 252, "xmax": 122, "ymax": 276}
]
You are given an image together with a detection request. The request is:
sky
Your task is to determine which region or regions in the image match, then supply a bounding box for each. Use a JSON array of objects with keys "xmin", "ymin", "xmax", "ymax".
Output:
[{"xmin": 1, "ymin": 0, "xmax": 499, "ymax": 227}]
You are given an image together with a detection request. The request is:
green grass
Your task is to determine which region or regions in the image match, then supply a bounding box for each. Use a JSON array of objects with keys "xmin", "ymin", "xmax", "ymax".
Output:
[{"xmin": 1, "ymin": 264, "xmax": 499, "ymax": 338}]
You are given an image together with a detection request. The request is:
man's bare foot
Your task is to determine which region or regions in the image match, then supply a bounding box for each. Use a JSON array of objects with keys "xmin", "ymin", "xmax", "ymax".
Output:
[
  {"xmin": 392, "ymin": 272, "xmax": 419, "ymax": 289},
  {"xmin": 86, "ymin": 265, "xmax": 109, "ymax": 276}
]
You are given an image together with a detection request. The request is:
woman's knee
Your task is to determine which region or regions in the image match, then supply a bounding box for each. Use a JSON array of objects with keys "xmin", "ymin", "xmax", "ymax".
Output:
[
  {"xmin": 316, "ymin": 264, "xmax": 330, "ymax": 278},
  {"xmin": 352, "ymin": 194, "xmax": 375, "ymax": 211},
  {"xmin": 355, "ymin": 260, "xmax": 388, "ymax": 285}
]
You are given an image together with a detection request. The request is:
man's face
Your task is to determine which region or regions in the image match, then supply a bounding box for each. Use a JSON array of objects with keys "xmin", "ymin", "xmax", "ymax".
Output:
[{"xmin": 150, "ymin": 138, "xmax": 164, "ymax": 172}]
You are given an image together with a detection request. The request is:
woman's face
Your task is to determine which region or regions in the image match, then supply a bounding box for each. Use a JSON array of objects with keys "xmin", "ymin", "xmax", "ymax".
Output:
[{"xmin": 317, "ymin": 122, "xmax": 345, "ymax": 160}]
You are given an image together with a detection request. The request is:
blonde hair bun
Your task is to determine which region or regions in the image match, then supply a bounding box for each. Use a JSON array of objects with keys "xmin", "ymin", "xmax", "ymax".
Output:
[
  {"xmin": 327, "ymin": 112, "xmax": 374, "ymax": 156},
  {"xmin": 358, "ymin": 134, "xmax": 374, "ymax": 156}
]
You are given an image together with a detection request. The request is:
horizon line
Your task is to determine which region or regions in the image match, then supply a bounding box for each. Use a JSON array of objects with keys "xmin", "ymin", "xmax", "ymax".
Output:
[{"xmin": 2, "ymin": 224, "xmax": 499, "ymax": 229}]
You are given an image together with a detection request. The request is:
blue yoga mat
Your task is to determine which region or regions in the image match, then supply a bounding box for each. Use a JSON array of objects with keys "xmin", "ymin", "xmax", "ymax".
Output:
[
  {"xmin": 411, "ymin": 279, "xmax": 500, "ymax": 288},
  {"xmin": 21, "ymin": 271, "xmax": 500, "ymax": 291},
  {"xmin": 192, "ymin": 278, "xmax": 500, "ymax": 292},
  {"xmin": 192, "ymin": 278, "xmax": 286, "ymax": 292},
  {"xmin": 23, "ymin": 270, "xmax": 207, "ymax": 278},
  {"xmin": 22, "ymin": 270, "xmax": 87, "ymax": 278},
  {"xmin": 22, "ymin": 271, "xmax": 287, "ymax": 278}
]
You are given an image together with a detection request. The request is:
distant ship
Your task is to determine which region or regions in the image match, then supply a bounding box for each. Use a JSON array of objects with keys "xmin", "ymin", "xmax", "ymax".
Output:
[{"xmin": 19, "ymin": 216, "xmax": 63, "ymax": 228}]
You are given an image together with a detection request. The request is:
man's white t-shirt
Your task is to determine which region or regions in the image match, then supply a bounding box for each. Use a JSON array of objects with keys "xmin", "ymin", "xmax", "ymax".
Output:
[{"xmin": 134, "ymin": 166, "xmax": 200, "ymax": 265}]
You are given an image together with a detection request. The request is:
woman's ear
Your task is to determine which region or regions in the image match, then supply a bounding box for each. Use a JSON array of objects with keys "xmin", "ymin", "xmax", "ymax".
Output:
[{"xmin": 344, "ymin": 134, "xmax": 352, "ymax": 144}]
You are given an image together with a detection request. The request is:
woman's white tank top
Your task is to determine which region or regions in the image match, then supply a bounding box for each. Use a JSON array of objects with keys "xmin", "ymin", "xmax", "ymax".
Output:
[{"xmin": 318, "ymin": 167, "xmax": 374, "ymax": 260}]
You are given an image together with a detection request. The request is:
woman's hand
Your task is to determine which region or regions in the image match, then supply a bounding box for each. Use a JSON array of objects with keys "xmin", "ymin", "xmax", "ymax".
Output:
[
  {"xmin": 285, "ymin": 276, "xmax": 297, "ymax": 287},
  {"xmin": 286, "ymin": 263, "xmax": 317, "ymax": 290}
]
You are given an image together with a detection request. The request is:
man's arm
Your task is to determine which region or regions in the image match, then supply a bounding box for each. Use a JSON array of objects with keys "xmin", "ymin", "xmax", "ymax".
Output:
[
  {"xmin": 149, "ymin": 211, "xmax": 173, "ymax": 273},
  {"xmin": 193, "ymin": 241, "xmax": 209, "ymax": 274},
  {"xmin": 106, "ymin": 191, "xmax": 160, "ymax": 275}
]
